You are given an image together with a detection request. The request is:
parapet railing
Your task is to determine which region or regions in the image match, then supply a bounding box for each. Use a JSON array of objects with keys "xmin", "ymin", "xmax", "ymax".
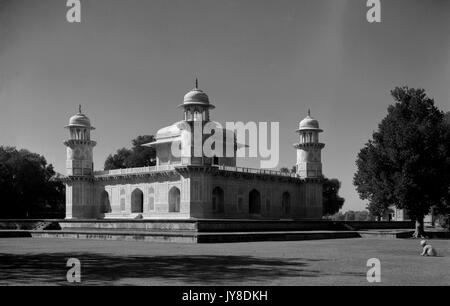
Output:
[
  {"xmin": 93, "ymin": 164, "xmax": 297, "ymax": 178},
  {"xmin": 93, "ymin": 165, "xmax": 174, "ymax": 176},
  {"xmin": 218, "ymin": 165, "xmax": 298, "ymax": 178}
]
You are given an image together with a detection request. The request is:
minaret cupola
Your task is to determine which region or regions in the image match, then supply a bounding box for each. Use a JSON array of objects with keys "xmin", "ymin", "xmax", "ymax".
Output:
[{"xmin": 178, "ymin": 79, "xmax": 215, "ymax": 122}]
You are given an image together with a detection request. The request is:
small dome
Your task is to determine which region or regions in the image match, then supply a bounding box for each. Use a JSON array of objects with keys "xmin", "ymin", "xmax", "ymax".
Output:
[
  {"xmin": 297, "ymin": 110, "xmax": 322, "ymax": 131},
  {"xmin": 178, "ymin": 79, "xmax": 215, "ymax": 109},
  {"xmin": 69, "ymin": 113, "xmax": 90, "ymax": 126},
  {"xmin": 184, "ymin": 88, "xmax": 210, "ymax": 104},
  {"xmin": 65, "ymin": 106, "xmax": 95, "ymax": 129}
]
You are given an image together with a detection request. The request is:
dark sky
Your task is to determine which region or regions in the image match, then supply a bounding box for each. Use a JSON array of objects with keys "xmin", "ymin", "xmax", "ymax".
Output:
[{"xmin": 1, "ymin": 0, "xmax": 449, "ymax": 211}]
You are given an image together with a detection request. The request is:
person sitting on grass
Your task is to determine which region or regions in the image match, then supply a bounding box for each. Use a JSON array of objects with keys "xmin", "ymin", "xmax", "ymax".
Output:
[{"xmin": 420, "ymin": 240, "xmax": 437, "ymax": 256}]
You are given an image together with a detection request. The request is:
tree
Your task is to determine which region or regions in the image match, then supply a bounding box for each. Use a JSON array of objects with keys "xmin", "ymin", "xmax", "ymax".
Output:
[
  {"xmin": 330, "ymin": 210, "xmax": 373, "ymax": 221},
  {"xmin": 354, "ymin": 87, "xmax": 450, "ymax": 237},
  {"xmin": 444, "ymin": 111, "xmax": 450, "ymax": 125},
  {"xmin": 331, "ymin": 212, "xmax": 345, "ymax": 221},
  {"xmin": 354, "ymin": 140, "xmax": 394, "ymax": 221},
  {"xmin": 322, "ymin": 178, "xmax": 345, "ymax": 216},
  {"xmin": 344, "ymin": 211, "xmax": 356, "ymax": 221},
  {"xmin": 104, "ymin": 135, "xmax": 156, "ymax": 170},
  {"xmin": 104, "ymin": 148, "xmax": 132, "ymax": 170},
  {"xmin": 279, "ymin": 166, "xmax": 296, "ymax": 174},
  {"xmin": 355, "ymin": 210, "xmax": 374, "ymax": 221},
  {"xmin": 433, "ymin": 111, "xmax": 450, "ymax": 230},
  {"xmin": 366, "ymin": 200, "xmax": 388, "ymax": 221},
  {"xmin": 279, "ymin": 167, "xmax": 290, "ymax": 174},
  {"xmin": 0, "ymin": 146, "xmax": 65, "ymax": 218}
]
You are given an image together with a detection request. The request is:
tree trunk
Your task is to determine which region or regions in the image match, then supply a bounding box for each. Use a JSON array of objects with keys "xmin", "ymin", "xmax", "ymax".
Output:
[{"xmin": 413, "ymin": 217, "xmax": 425, "ymax": 238}]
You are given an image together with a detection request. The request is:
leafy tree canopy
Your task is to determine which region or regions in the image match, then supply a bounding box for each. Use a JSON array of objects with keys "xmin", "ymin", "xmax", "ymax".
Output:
[
  {"xmin": 0, "ymin": 146, "xmax": 64, "ymax": 218},
  {"xmin": 104, "ymin": 135, "xmax": 156, "ymax": 170},
  {"xmin": 322, "ymin": 178, "xmax": 345, "ymax": 216},
  {"xmin": 353, "ymin": 87, "xmax": 450, "ymax": 236},
  {"xmin": 279, "ymin": 167, "xmax": 290, "ymax": 174}
]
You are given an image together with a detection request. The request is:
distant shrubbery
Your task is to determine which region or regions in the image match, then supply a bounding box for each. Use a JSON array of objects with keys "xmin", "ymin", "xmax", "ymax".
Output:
[
  {"xmin": 436, "ymin": 214, "xmax": 450, "ymax": 231},
  {"xmin": 328, "ymin": 210, "xmax": 375, "ymax": 221}
]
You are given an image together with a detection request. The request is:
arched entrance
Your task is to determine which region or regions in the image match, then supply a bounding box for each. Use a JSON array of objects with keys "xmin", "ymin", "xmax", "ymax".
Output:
[
  {"xmin": 169, "ymin": 187, "xmax": 181, "ymax": 212},
  {"xmin": 212, "ymin": 186, "xmax": 225, "ymax": 214},
  {"xmin": 282, "ymin": 191, "xmax": 291, "ymax": 215},
  {"xmin": 131, "ymin": 188, "xmax": 144, "ymax": 213},
  {"xmin": 249, "ymin": 189, "xmax": 261, "ymax": 216},
  {"xmin": 100, "ymin": 190, "xmax": 111, "ymax": 214}
]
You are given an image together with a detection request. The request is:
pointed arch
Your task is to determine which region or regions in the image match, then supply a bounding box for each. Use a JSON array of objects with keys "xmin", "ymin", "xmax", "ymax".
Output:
[
  {"xmin": 249, "ymin": 189, "xmax": 261, "ymax": 215},
  {"xmin": 169, "ymin": 186, "xmax": 181, "ymax": 212},
  {"xmin": 131, "ymin": 188, "xmax": 144, "ymax": 213},
  {"xmin": 100, "ymin": 190, "xmax": 111, "ymax": 214},
  {"xmin": 212, "ymin": 186, "xmax": 225, "ymax": 213},
  {"xmin": 282, "ymin": 191, "xmax": 291, "ymax": 215}
]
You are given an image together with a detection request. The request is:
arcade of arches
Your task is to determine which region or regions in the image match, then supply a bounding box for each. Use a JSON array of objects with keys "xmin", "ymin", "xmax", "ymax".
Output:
[{"xmin": 98, "ymin": 185, "xmax": 294, "ymax": 218}]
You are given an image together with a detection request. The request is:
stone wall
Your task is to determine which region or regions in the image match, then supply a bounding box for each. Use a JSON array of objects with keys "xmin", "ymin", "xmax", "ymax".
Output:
[
  {"xmin": 65, "ymin": 180, "xmax": 96, "ymax": 219},
  {"xmin": 188, "ymin": 171, "xmax": 323, "ymax": 219},
  {"xmin": 65, "ymin": 168, "xmax": 323, "ymax": 220},
  {"xmin": 93, "ymin": 174, "xmax": 190, "ymax": 219}
]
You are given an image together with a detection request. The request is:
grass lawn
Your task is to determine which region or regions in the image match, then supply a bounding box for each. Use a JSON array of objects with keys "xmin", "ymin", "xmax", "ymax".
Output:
[{"xmin": 0, "ymin": 237, "xmax": 449, "ymax": 286}]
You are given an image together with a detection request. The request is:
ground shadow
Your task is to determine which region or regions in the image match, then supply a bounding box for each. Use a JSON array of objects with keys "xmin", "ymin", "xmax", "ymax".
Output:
[{"xmin": 0, "ymin": 253, "xmax": 325, "ymax": 285}]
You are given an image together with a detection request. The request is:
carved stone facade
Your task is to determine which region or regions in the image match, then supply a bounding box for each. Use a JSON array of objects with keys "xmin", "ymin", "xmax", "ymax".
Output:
[{"xmin": 62, "ymin": 85, "xmax": 325, "ymax": 220}]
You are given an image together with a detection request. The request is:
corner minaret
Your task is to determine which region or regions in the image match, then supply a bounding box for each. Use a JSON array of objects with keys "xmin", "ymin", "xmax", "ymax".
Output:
[
  {"xmin": 294, "ymin": 110, "xmax": 325, "ymax": 178},
  {"xmin": 64, "ymin": 105, "xmax": 96, "ymax": 176},
  {"xmin": 63, "ymin": 106, "xmax": 97, "ymax": 218}
]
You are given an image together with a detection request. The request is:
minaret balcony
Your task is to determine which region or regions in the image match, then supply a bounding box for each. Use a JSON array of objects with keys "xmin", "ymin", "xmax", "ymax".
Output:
[
  {"xmin": 293, "ymin": 142, "xmax": 325, "ymax": 149},
  {"xmin": 64, "ymin": 139, "xmax": 97, "ymax": 147}
]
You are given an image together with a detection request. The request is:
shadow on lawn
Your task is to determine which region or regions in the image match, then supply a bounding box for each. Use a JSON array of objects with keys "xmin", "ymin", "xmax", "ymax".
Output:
[{"xmin": 0, "ymin": 253, "xmax": 325, "ymax": 285}]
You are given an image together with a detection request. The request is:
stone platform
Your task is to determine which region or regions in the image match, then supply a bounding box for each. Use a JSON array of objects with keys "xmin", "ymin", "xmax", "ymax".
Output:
[
  {"xmin": 0, "ymin": 219, "xmax": 416, "ymax": 243},
  {"xmin": 25, "ymin": 229, "xmax": 361, "ymax": 243},
  {"xmin": 58, "ymin": 218, "xmax": 415, "ymax": 231}
]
